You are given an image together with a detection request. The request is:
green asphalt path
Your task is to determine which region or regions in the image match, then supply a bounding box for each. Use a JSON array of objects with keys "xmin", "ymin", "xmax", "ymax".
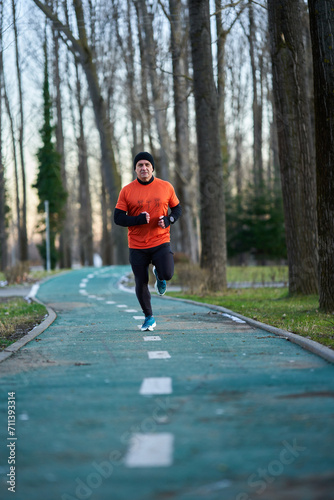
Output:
[{"xmin": 1, "ymin": 266, "xmax": 334, "ymax": 500}]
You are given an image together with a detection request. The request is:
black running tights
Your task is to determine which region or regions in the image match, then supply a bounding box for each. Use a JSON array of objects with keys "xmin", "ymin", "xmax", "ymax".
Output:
[{"xmin": 129, "ymin": 243, "xmax": 174, "ymax": 317}]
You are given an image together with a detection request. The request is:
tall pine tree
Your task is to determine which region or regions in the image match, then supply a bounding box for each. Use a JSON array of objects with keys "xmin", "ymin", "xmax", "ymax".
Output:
[{"xmin": 33, "ymin": 37, "xmax": 67, "ymax": 269}]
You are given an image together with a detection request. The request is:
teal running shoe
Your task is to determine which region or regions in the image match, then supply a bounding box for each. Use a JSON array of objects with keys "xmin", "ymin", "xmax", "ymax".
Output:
[
  {"xmin": 141, "ymin": 315, "xmax": 156, "ymax": 331},
  {"xmin": 153, "ymin": 266, "xmax": 167, "ymax": 296}
]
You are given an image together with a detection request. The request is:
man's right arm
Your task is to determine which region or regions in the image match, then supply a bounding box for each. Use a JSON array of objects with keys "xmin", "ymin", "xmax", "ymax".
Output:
[{"xmin": 114, "ymin": 208, "xmax": 147, "ymax": 227}]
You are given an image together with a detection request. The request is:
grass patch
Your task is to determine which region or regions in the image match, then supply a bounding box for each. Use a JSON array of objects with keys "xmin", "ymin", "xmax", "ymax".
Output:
[
  {"xmin": 226, "ymin": 265, "xmax": 288, "ymax": 285},
  {"xmin": 1, "ymin": 262, "xmax": 69, "ymax": 286},
  {"xmin": 171, "ymin": 264, "xmax": 288, "ymax": 294},
  {"xmin": 170, "ymin": 265, "xmax": 334, "ymax": 350},
  {"xmin": 0, "ymin": 298, "xmax": 47, "ymax": 351},
  {"xmin": 29, "ymin": 269, "xmax": 68, "ymax": 282}
]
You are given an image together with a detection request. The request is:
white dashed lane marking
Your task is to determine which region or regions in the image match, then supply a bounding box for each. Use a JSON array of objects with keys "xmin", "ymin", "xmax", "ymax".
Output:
[
  {"xmin": 139, "ymin": 377, "xmax": 172, "ymax": 395},
  {"xmin": 222, "ymin": 313, "xmax": 246, "ymax": 323},
  {"xmin": 80, "ymin": 270, "xmax": 175, "ymax": 469},
  {"xmin": 124, "ymin": 433, "xmax": 174, "ymax": 468},
  {"xmin": 148, "ymin": 351, "xmax": 171, "ymax": 359},
  {"xmin": 80, "ymin": 270, "xmax": 176, "ymax": 468}
]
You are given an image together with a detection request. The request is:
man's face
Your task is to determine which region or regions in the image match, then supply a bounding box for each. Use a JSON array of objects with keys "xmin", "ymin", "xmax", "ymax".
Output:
[{"xmin": 135, "ymin": 160, "xmax": 154, "ymax": 182}]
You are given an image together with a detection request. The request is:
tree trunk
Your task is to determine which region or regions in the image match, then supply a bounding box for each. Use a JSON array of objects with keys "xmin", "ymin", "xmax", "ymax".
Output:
[
  {"xmin": 248, "ymin": 1, "xmax": 264, "ymax": 192},
  {"xmin": 12, "ymin": 0, "xmax": 28, "ymax": 262},
  {"xmin": 72, "ymin": 0, "xmax": 126, "ymax": 263},
  {"xmin": 101, "ymin": 181, "xmax": 112, "ymax": 266},
  {"xmin": 229, "ymin": 51, "xmax": 245, "ymax": 197},
  {"xmin": 53, "ymin": 23, "xmax": 72, "ymax": 268},
  {"xmin": 269, "ymin": 112, "xmax": 281, "ymax": 197},
  {"xmin": 0, "ymin": 149, "xmax": 7, "ymax": 271},
  {"xmin": 75, "ymin": 63, "xmax": 94, "ymax": 267},
  {"xmin": 5, "ymin": 84, "xmax": 20, "ymax": 260},
  {"xmin": 112, "ymin": 0, "xmax": 139, "ymax": 158},
  {"xmin": 134, "ymin": 3, "xmax": 154, "ymax": 153},
  {"xmin": 268, "ymin": 0, "xmax": 318, "ymax": 295},
  {"xmin": 215, "ymin": 0, "xmax": 229, "ymax": 179},
  {"xmin": 33, "ymin": 0, "xmax": 126, "ymax": 264},
  {"xmin": 188, "ymin": 0, "xmax": 227, "ymax": 291},
  {"xmin": 135, "ymin": 0, "xmax": 170, "ymax": 180},
  {"xmin": 65, "ymin": 41, "xmax": 94, "ymax": 268},
  {"xmin": 1, "ymin": 4, "xmax": 15, "ymax": 267},
  {"xmin": 308, "ymin": 0, "xmax": 334, "ymax": 311},
  {"xmin": 0, "ymin": 4, "xmax": 7, "ymax": 270},
  {"xmin": 126, "ymin": 0, "xmax": 139, "ymax": 157},
  {"xmin": 268, "ymin": 89, "xmax": 282, "ymax": 201},
  {"xmin": 169, "ymin": 0, "xmax": 198, "ymax": 262},
  {"xmin": 126, "ymin": 0, "xmax": 139, "ymax": 158}
]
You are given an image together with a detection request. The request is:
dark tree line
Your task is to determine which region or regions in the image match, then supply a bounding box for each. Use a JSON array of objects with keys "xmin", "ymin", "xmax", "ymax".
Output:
[
  {"xmin": 33, "ymin": 36, "xmax": 67, "ymax": 269},
  {"xmin": 0, "ymin": 0, "xmax": 333, "ymax": 310},
  {"xmin": 308, "ymin": 0, "xmax": 334, "ymax": 311},
  {"xmin": 268, "ymin": 0, "xmax": 334, "ymax": 309},
  {"xmin": 268, "ymin": 0, "xmax": 318, "ymax": 296}
]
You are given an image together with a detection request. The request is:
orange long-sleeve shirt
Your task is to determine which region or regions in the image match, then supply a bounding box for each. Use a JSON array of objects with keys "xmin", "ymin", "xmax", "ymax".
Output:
[{"xmin": 115, "ymin": 177, "xmax": 180, "ymax": 249}]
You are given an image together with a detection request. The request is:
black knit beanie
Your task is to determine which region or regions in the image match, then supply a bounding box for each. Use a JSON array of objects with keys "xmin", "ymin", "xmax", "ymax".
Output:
[{"xmin": 133, "ymin": 152, "xmax": 155, "ymax": 170}]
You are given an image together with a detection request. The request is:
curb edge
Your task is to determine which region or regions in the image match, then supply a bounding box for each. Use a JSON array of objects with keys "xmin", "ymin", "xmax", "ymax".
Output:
[
  {"xmin": 164, "ymin": 295, "xmax": 334, "ymax": 365},
  {"xmin": 0, "ymin": 298, "xmax": 57, "ymax": 363}
]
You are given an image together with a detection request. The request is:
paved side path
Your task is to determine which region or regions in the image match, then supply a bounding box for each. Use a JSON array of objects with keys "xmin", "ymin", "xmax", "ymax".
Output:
[{"xmin": 1, "ymin": 267, "xmax": 334, "ymax": 500}]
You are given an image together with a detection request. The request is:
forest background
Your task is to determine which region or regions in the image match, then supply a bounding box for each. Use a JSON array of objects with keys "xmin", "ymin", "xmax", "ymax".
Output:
[{"xmin": 0, "ymin": 0, "xmax": 333, "ymax": 312}]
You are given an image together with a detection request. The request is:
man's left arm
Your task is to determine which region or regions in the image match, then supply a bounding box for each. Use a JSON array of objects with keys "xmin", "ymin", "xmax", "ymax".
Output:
[{"xmin": 159, "ymin": 203, "xmax": 182, "ymax": 228}]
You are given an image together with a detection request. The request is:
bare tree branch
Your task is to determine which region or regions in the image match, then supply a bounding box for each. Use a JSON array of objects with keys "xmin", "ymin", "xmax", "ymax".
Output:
[
  {"xmin": 211, "ymin": 0, "xmax": 244, "ymax": 17},
  {"xmin": 32, "ymin": 0, "xmax": 84, "ymax": 56},
  {"xmin": 211, "ymin": 0, "xmax": 266, "ymax": 17},
  {"xmin": 250, "ymin": 0, "xmax": 267, "ymax": 10},
  {"xmin": 157, "ymin": 0, "xmax": 171, "ymax": 23}
]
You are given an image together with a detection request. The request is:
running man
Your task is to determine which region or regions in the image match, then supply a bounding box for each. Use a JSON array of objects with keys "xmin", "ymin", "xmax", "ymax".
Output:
[{"xmin": 114, "ymin": 152, "xmax": 182, "ymax": 331}]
